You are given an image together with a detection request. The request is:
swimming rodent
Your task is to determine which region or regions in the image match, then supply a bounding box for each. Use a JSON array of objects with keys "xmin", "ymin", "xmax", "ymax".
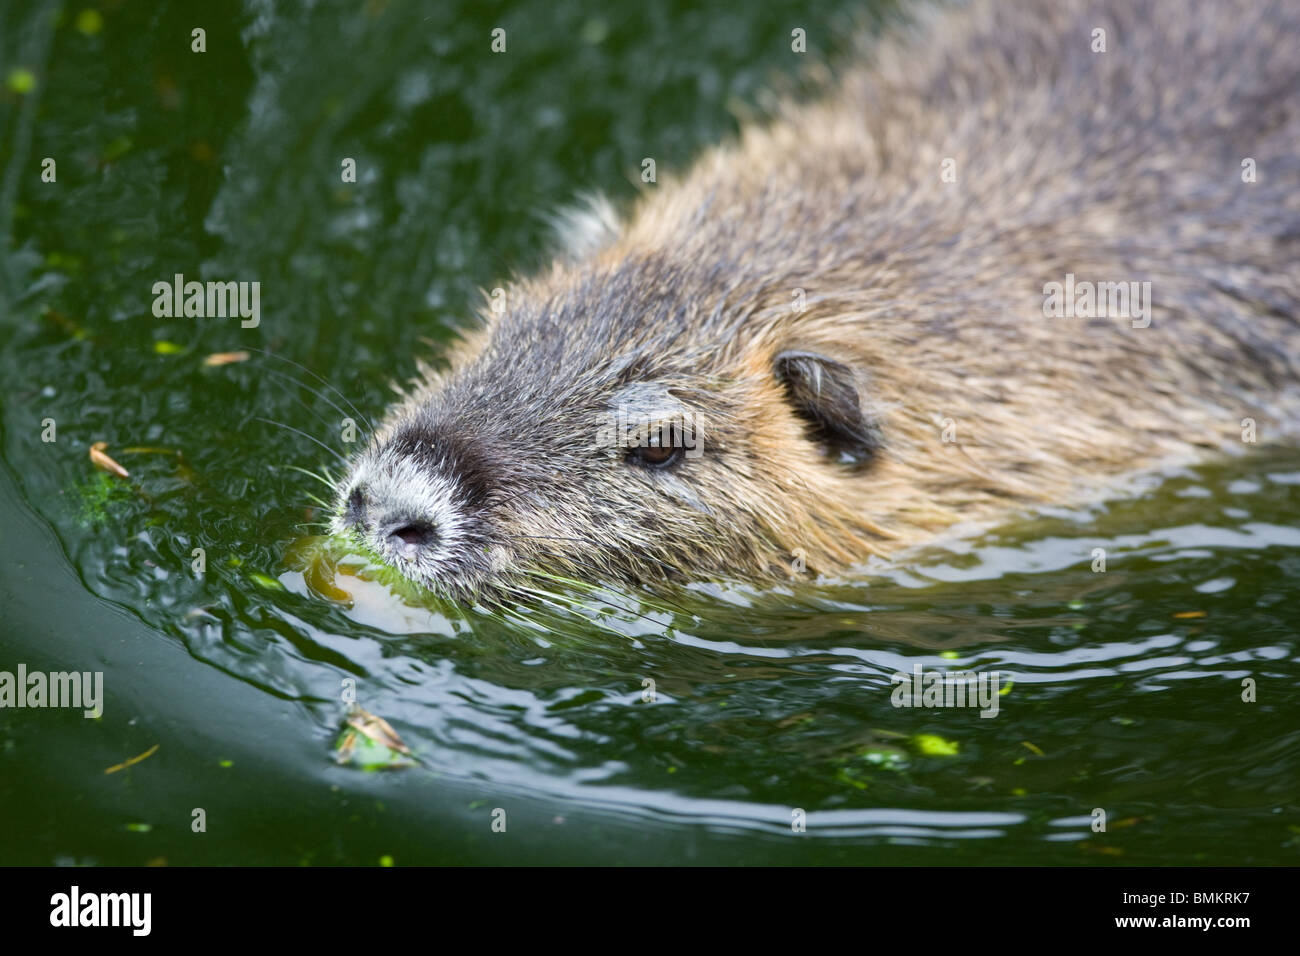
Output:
[{"xmin": 332, "ymin": 0, "xmax": 1300, "ymax": 604}]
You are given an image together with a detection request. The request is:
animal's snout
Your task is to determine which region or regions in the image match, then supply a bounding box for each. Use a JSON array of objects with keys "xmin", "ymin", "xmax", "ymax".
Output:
[
  {"xmin": 386, "ymin": 520, "xmax": 439, "ymax": 561},
  {"xmin": 341, "ymin": 485, "xmax": 367, "ymax": 530},
  {"xmin": 341, "ymin": 479, "xmax": 441, "ymax": 562}
]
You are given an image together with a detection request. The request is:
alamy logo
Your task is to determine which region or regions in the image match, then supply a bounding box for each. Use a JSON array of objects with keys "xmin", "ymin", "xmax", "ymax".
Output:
[
  {"xmin": 1042, "ymin": 272, "xmax": 1151, "ymax": 328},
  {"xmin": 151, "ymin": 273, "xmax": 260, "ymax": 328},
  {"xmin": 891, "ymin": 663, "xmax": 1001, "ymax": 718},
  {"xmin": 0, "ymin": 664, "xmax": 103, "ymax": 718},
  {"xmin": 50, "ymin": 886, "xmax": 151, "ymax": 936}
]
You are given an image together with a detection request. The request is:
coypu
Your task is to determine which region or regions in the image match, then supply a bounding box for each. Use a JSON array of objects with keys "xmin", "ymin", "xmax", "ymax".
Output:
[{"xmin": 332, "ymin": 0, "xmax": 1300, "ymax": 604}]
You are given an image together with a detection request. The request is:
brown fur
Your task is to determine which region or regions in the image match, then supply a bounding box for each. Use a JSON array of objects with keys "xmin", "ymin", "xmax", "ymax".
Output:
[{"xmin": 337, "ymin": 0, "xmax": 1300, "ymax": 601}]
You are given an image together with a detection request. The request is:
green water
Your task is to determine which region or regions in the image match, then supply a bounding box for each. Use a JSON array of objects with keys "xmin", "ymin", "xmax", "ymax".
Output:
[{"xmin": 2, "ymin": 0, "xmax": 1297, "ymax": 866}]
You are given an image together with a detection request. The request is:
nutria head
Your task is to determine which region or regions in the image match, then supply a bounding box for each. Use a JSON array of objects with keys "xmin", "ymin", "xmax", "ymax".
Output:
[
  {"xmin": 331, "ymin": 248, "xmax": 886, "ymax": 604},
  {"xmin": 328, "ymin": 0, "xmax": 1300, "ymax": 603}
]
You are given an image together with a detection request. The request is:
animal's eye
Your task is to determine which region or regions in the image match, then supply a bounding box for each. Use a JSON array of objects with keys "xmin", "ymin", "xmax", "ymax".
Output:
[{"xmin": 630, "ymin": 444, "xmax": 682, "ymax": 468}]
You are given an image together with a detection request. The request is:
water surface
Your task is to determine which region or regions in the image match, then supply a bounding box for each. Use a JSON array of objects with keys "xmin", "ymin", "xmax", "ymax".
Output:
[{"xmin": 1, "ymin": 0, "xmax": 1296, "ymax": 865}]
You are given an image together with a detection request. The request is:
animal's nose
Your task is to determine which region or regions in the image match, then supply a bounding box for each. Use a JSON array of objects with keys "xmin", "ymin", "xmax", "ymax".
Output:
[
  {"xmin": 386, "ymin": 521, "xmax": 439, "ymax": 561},
  {"xmin": 341, "ymin": 486, "xmax": 366, "ymax": 530}
]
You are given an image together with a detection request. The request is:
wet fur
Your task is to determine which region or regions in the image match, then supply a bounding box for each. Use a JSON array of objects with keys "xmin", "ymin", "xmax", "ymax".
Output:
[{"xmin": 337, "ymin": 0, "xmax": 1300, "ymax": 601}]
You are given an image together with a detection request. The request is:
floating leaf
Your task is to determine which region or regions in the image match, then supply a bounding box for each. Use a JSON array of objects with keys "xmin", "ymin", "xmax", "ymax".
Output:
[
  {"xmin": 333, "ymin": 724, "xmax": 413, "ymax": 771},
  {"xmin": 6, "ymin": 68, "xmax": 36, "ymax": 94},
  {"xmin": 335, "ymin": 712, "xmax": 410, "ymax": 770},
  {"xmin": 203, "ymin": 350, "xmax": 250, "ymax": 366},
  {"xmin": 75, "ymin": 9, "xmax": 104, "ymax": 35},
  {"xmin": 89, "ymin": 441, "xmax": 129, "ymax": 478},
  {"xmin": 912, "ymin": 733, "xmax": 960, "ymax": 757},
  {"xmin": 342, "ymin": 705, "xmax": 412, "ymax": 757},
  {"xmin": 105, "ymin": 744, "xmax": 159, "ymax": 774},
  {"xmin": 1110, "ymin": 816, "xmax": 1147, "ymax": 829},
  {"xmin": 1083, "ymin": 844, "xmax": 1124, "ymax": 856}
]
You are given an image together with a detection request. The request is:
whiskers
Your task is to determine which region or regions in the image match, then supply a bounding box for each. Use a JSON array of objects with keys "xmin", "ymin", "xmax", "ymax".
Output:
[
  {"xmin": 286, "ymin": 464, "xmax": 340, "ymax": 493},
  {"xmin": 288, "ymin": 513, "xmax": 334, "ymax": 533},
  {"xmin": 499, "ymin": 532, "xmax": 697, "ymax": 624},
  {"xmin": 254, "ymin": 416, "xmax": 349, "ymax": 464},
  {"xmin": 244, "ymin": 347, "xmax": 376, "ymax": 436},
  {"xmin": 259, "ymin": 366, "xmax": 367, "ymax": 445},
  {"xmin": 243, "ymin": 349, "xmax": 374, "ymax": 472},
  {"xmin": 238, "ymin": 349, "xmax": 375, "ymax": 534}
]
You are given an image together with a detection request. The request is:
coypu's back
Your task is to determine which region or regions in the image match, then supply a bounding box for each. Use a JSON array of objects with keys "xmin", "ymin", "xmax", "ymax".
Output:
[{"xmin": 339, "ymin": 0, "xmax": 1300, "ymax": 600}]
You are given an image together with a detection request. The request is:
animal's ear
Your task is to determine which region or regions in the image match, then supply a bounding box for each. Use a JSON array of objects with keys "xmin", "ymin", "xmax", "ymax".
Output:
[{"xmin": 773, "ymin": 350, "xmax": 881, "ymax": 466}]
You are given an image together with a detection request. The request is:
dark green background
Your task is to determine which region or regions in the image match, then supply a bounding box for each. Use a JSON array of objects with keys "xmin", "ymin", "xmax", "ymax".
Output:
[{"xmin": 1, "ymin": 0, "xmax": 1297, "ymax": 865}]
